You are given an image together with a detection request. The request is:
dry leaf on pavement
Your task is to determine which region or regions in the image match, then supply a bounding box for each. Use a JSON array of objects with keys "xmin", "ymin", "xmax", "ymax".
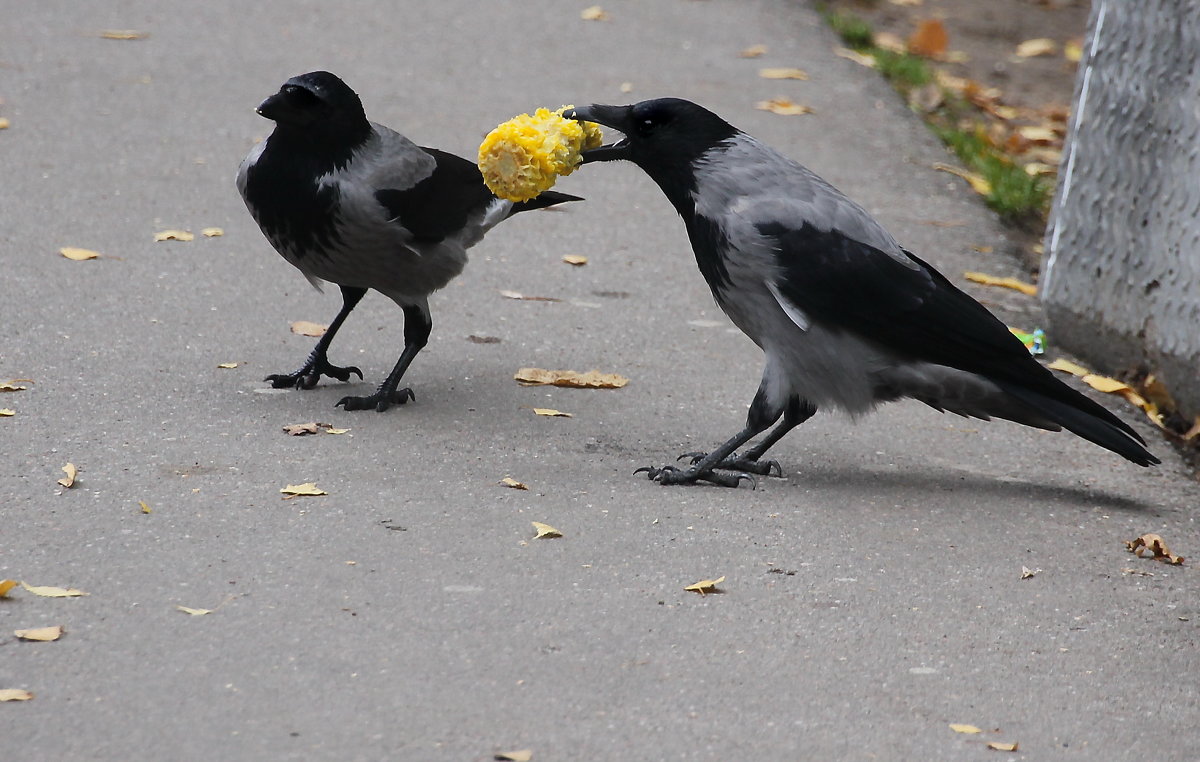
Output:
[
  {"xmin": 0, "ymin": 580, "xmax": 19, "ymax": 597},
  {"xmin": 499, "ymin": 289, "xmax": 561, "ymax": 302},
  {"xmin": 987, "ymin": 741, "xmax": 1019, "ymax": 752},
  {"xmin": 934, "ymin": 163, "xmax": 991, "ymax": 195},
  {"xmin": 581, "ymin": 5, "xmax": 608, "ymax": 21},
  {"xmin": 531, "ymin": 522, "xmax": 562, "ymax": 539},
  {"xmin": 283, "ymin": 422, "xmax": 322, "ymax": 436},
  {"xmin": 15, "ymin": 625, "xmax": 64, "ymax": 642},
  {"xmin": 685, "ymin": 576, "xmax": 726, "ymax": 595},
  {"xmin": 175, "ymin": 605, "xmax": 213, "ymax": 616},
  {"xmin": 1020, "ymin": 566, "xmax": 1040, "ymax": 579},
  {"xmin": 290, "ymin": 321, "xmax": 328, "ymax": 337},
  {"xmin": 755, "ymin": 98, "xmax": 813, "ymax": 116},
  {"xmin": 20, "ymin": 582, "xmax": 88, "ymax": 598},
  {"xmin": 281, "ymin": 482, "xmax": 328, "ymax": 497},
  {"xmin": 100, "ymin": 29, "xmax": 148, "ymax": 39},
  {"xmin": 0, "ymin": 409, "xmax": 15, "ymax": 417},
  {"xmin": 1015, "ymin": 38, "xmax": 1057, "ymax": 58},
  {"xmin": 1125, "ymin": 534, "xmax": 1184, "ymax": 565},
  {"xmin": 217, "ymin": 362, "xmax": 239, "ymax": 369},
  {"xmin": 154, "ymin": 230, "xmax": 194, "ymax": 242},
  {"xmin": 515, "ymin": 368, "xmax": 629, "ymax": 389},
  {"xmin": 59, "ymin": 247, "xmax": 101, "ymax": 261},
  {"xmin": 561, "ymin": 254, "xmax": 588, "ymax": 266},
  {"xmin": 139, "ymin": 501, "xmax": 152, "ymax": 514},
  {"xmin": 532, "ymin": 408, "xmax": 572, "ymax": 418},
  {"xmin": 949, "ymin": 724, "xmax": 982, "ymax": 734},
  {"xmin": 500, "ymin": 477, "xmax": 529, "ymax": 490},
  {"xmin": 835, "ymin": 47, "xmax": 877, "ymax": 68},
  {"xmin": 963, "ymin": 271, "xmax": 1038, "ymax": 296},
  {"xmin": 201, "ymin": 227, "xmax": 224, "ymax": 237},
  {"xmin": 759, "ymin": 67, "xmax": 809, "ymax": 80},
  {"xmin": 0, "ymin": 380, "xmax": 28, "ymax": 392},
  {"xmin": 739, "ymin": 44, "xmax": 768, "ymax": 58},
  {"xmin": 0, "ymin": 689, "xmax": 33, "ymax": 702},
  {"xmin": 495, "ymin": 751, "xmax": 533, "ymax": 762},
  {"xmin": 57, "ymin": 463, "xmax": 77, "ymax": 489}
]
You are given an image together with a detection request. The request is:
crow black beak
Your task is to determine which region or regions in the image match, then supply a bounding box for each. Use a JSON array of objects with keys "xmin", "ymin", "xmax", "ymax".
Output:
[
  {"xmin": 564, "ymin": 104, "xmax": 633, "ymax": 163},
  {"xmin": 255, "ymin": 92, "xmax": 286, "ymax": 121}
]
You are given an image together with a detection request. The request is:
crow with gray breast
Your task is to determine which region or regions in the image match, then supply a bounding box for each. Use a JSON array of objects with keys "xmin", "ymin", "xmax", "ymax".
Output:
[
  {"xmin": 238, "ymin": 71, "xmax": 579, "ymax": 411},
  {"xmin": 566, "ymin": 98, "xmax": 1157, "ymax": 486}
]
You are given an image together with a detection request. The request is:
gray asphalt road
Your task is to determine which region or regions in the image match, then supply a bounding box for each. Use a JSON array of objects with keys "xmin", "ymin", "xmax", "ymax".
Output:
[{"xmin": 3, "ymin": 2, "xmax": 1197, "ymax": 760}]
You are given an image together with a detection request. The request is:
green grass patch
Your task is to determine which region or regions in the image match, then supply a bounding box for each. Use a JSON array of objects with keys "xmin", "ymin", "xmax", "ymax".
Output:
[{"xmin": 820, "ymin": 8, "xmax": 1050, "ymax": 222}]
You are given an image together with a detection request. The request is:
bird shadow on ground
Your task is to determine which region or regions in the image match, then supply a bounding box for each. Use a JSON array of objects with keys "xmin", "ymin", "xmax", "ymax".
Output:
[{"xmin": 777, "ymin": 460, "xmax": 1155, "ymax": 514}]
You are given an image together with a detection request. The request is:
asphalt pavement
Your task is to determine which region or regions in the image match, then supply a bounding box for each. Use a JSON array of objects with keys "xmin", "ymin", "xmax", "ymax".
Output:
[{"xmin": 3, "ymin": 1, "xmax": 1198, "ymax": 760}]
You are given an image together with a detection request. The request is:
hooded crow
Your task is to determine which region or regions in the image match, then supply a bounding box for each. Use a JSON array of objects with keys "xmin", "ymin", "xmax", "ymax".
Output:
[
  {"xmin": 566, "ymin": 98, "xmax": 1158, "ymax": 486},
  {"xmin": 237, "ymin": 71, "xmax": 580, "ymax": 411}
]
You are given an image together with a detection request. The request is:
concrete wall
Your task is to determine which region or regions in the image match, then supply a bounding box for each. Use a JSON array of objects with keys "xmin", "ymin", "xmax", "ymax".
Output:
[{"xmin": 1042, "ymin": 0, "xmax": 1200, "ymax": 417}]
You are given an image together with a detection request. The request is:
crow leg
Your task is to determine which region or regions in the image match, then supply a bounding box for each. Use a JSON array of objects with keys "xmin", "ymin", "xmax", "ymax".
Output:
[
  {"xmin": 337, "ymin": 303, "xmax": 430, "ymax": 412},
  {"xmin": 266, "ymin": 286, "xmax": 366, "ymax": 389},
  {"xmin": 640, "ymin": 385, "xmax": 786, "ymax": 488},
  {"xmin": 679, "ymin": 397, "xmax": 816, "ymax": 476}
]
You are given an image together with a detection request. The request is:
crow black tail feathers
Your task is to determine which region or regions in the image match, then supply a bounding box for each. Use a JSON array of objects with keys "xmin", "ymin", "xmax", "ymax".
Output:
[
  {"xmin": 999, "ymin": 382, "xmax": 1160, "ymax": 466},
  {"xmin": 507, "ymin": 191, "xmax": 583, "ymax": 216}
]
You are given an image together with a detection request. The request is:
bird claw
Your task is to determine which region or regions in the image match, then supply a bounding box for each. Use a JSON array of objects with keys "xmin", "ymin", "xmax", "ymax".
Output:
[
  {"xmin": 336, "ymin": 387, "xmax": 414, "ymax": 412},
  {"xmin": 635, "ymin": 463, "xmax": 756, "ymax": 489},
  {"xmin": 265, "ymin": 358, "xmax": 363, "ymax": 389},
  {"xmin": 674, "ymin": 450, "xmax": 783, "ymax": 477}
]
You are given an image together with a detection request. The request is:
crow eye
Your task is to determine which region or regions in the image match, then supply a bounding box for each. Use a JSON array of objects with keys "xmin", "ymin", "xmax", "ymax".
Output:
[
  {"xmin": 635, "ymin": 115, "xmax": 661, "ymax": 136},
  {"xmin": 282, "ymin": 85, "xmax": 320, "ymax": 108}
]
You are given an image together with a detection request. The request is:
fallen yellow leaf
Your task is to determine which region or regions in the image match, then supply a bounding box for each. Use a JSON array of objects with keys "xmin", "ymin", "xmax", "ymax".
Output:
[
  {"xmin": 139, "ymin": 500, "xmax": 152, "ymax": 514},
  {"xmin": 14, "ymin": 625, "xmax": 64, "ymax": 642},
  {"xmin": 949, "ymin": 724, "xmax": 982, "ymax": 734},
  {"xmin": 201, "ymin": 227, "xmax": 224, "ymax": 237},
  {"xmin": 685, "ymin": 575, "xmax": 726, "ymax": 595},
  {"xmin": 281, "ymin": 482, "xmax": 327, "ymax": 497},
  {"xmin": 963, "ymin": 271, "xmax": 1038, "ymax": 296},
  {"xmin": 325, "ymin": 426, "xmax": 350, "ymax": 435},
  {"xmin": 834, "ymin": 47, "xmax": 877, "ymax": 68},
  {"xmin": 217, "ymin": 362, "xmax": 239, "ymax": 369},
  {"xmin": 0, "ymin": 117, "xmax": 9, "ymax": 130},
  {"xmin": 561, "ymin": 254, "xmax": 588, "ymax": 266},
  {"xmin": 100, "ymin": 29, "xmax": 148, "ymax": 39},
  {"xmin": 532, "ymin": 408, "xmax": 572, "ymax": 418},
  {"xmin": 873, "ymin": 31, "xmax": 908, "ymax": 54},
  {"xmin": 1125, "ymin": 533, "xmax": 1184, "ymax": 565},
  {"xmin": 1015, "ymin": 38, "xmax": 1057, "ymax": 58},
  {"xmin": 154, "ymin": 229, "xmax": 194, "ymax": 242},
  {"xmin": 754, "ymin": 98, "xmax": 813, "ymax": 116},
  {"xmin": 515, "ymin": 368, "xmax": 629, "ymax": 389},
  {"xmin": 1020, "ymin": 566, "xmax": 1040, "ymax": 579},
  {"xmin": 500, "ymin": 477, "xmax": 529, "ymax": 490},
  {"xmin": 283, "ymin": 422, "xmax": 322, "ymax": 436},
  {"xmin": 290, "ymin": 320, "xmax": 328, "ymax": 337},
  {"xmin": 0, "ymin": 580, "xmax": 18, "ymax": 597},
  {"xmin": 758, "ymin": 67, "xmax": 809, "ymax": 80},
  {"xmin": 739, "ymin": 44, "xmax": 768, "ymax": 58},
  {"xmin": 175, "ymin": 605, "xmax": 213, "ymax": 616},
  {"xmin": 1047, "ymin": 358, "xmax": 1088, "ymax": 376},
  {"xmin": 57, "ymin": 463, "xmax": 77, "ymax": 489},
  {"xmin": 0, "ymin": 689, "xmax": 33, "ymax": 702},
  {"xmin": 580, "ymin": 5, "xmax": 608, "ymax": 20},
  {"xmin": 987, "ymin": 741, "xmax": 1019, "ymax": 752},
  {"xmin": 532, "ymin": 521, "xmax": 562, "ymax": 539},
  {"xmin": 59, "ymin": 246, "xmax": 101, "ymax": 261},
  {"xmin": 0, "ymin": 380, "xmax": 28, "ymax": 392},
  {"xmin": 20, "ymin": 582, "xmax": 88, "ymax": 598},
  {"xmin": 1082, "ymin": 375, "xmax": 1132, "ymax": 394},
  {"xmin": 495, "ymin": 751, "xmax": 533, "ymax": 762},
  {"xmin": 934, "ymin": 163, "xmax": 991, "ymax": 196},
  {"xmin": 499, "ymin": 289, "xmax": 562, "ymax": 302},
  {"xmin": 0, "ymin": 409, "xmax": 15, "ymax": 417}
]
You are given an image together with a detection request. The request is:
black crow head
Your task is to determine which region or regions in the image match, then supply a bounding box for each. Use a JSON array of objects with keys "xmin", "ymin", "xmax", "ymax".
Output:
[
  {"xmin": 256, "ymin": 71, "xmax": 370, "ymax": 145},
  {"xmin": 565, "ymin": 98, "xmax": 738, "ymax": 169}
]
